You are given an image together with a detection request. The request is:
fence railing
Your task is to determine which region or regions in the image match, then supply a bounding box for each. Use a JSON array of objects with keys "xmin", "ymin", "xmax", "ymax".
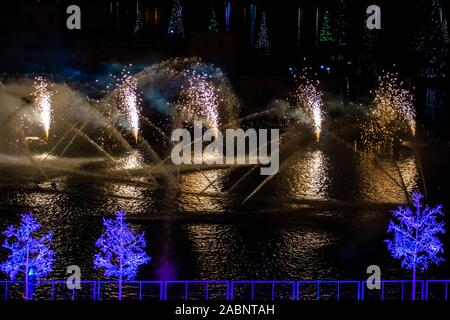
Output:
[{"xmin": 0, "ymin": 280, "xmax": 449, "ymax": 301}]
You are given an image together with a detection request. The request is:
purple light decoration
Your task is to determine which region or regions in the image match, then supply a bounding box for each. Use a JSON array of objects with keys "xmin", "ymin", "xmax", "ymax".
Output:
[
  {"xmin": 0, "ymin": 212, "xmax": 55, "ymax": 300},
  {"xmin": 225, "ymin": 1, "xmax": 231, "ymax": 32},
  {"xmin": 94, "ymin": 210, "xmax": 151, "ymax": 300},
  {"xmin": 386, "ymin": 191, "xmax": 445, "ymax": 300}
]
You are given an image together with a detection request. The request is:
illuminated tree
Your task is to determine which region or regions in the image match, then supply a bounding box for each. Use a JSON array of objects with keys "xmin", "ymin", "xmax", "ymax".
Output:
[
  {"xmin": 319, "ymin": 10, "xmax": 334, "ymax": 42},
  {"xmin": 134, "ymin": 9, "xmax": 143, "ymax": 33},
  {"xmin": 94, "ymin": 210, "xmax": 151, "ymax": 300},
  {"xmin": 442, "ymin": 18, "xmax": 449, "ymax": 44},
  {"xmin": 415, "ymin": 0, "xmax": 448, "ymax": 79},
  {"xmin": 0, "ymin": 212, "xmax": 54, "ymax": 300},
  {"xmin": 333, "ymin": 0, "xmax": 348, "ymax": 47},
  {"xmin": 386, "ymin": 191, "xmax": 445, "ymax": 300},
  {"xmin": 167, "ymin": 0, "xmax": 184, "ymax": 38},
  {"xmin": 208, "ymin": 8, "xmax": 218, "ymax": 32},
  {"xmin": 255, "ymin": 12, "xmax": 269, "ymax": 55}
]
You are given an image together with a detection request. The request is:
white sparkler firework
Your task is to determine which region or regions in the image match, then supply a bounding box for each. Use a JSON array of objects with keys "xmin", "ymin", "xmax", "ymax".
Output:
[
  {"xmin": 118, "ymin": 69, "xmax": 141, "ymax": 143},
  {"xmin": 33, "ymin": 76, "xmax": 53, "ymax": 140},
  {"xmin": 292, "ymin": 70, "xmax": 323, "ymax": 141},
  {"xmin": 180, "ymin": 70, "xmax": 221, "ymax": 131}
]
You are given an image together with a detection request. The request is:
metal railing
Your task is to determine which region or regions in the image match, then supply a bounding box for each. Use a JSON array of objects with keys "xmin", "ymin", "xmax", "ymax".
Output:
[{"xmin": 0, "ymin": 279, "xmax": 448, "ymax": 301}]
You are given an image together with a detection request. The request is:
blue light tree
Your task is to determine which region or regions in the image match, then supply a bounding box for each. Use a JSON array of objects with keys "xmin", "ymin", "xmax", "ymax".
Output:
[
  {"xmin": 94, "ymin": 210, "xmax": 151, "ymax": 300},
  {"xmin": 386, "ymin": 191, "xmax": 445, "ymax": 300},
  {"xmin": 0, "ymin": 212, "xmax": 54, "ymax": 300}
]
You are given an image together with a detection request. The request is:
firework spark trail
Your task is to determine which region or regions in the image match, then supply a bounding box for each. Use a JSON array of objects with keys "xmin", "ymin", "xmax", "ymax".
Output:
[
  {"xmin": 180, "ymin": 70, "xmax": 221, "ymax": 131},
  {"xmin": 33, "ymin": 76, "xmax": 53, "ymax": 140},
  {"xmin": 292, "ymin": 71, "xmax": 323, "ymax": 141},
  {"xmin": 362, "ymin": 71, "xmax": 416, "ymax": 151},
  {"xmin": 117, "ymin": 68, "xmax": 141, "ymax": 143}
]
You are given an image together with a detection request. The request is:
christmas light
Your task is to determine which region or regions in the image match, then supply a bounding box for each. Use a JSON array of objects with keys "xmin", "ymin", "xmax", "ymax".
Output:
[
  {"xmin": 94, "ymin": 210, "xmax": 151, "ymax": 300},
  {"xmin": 386, "ymin": 191, "xmax": 445, "ymax": 300},
  {"xmin": 0, "ymin": 212, "xmax": 55, "ymax": 300},
  {"xmin": 255, "ymin": 12, "xmax": 269, "ymax": 55},
  {"xmin": 168, "ymin": 0, "xmax": 185, "ymax": 38}
]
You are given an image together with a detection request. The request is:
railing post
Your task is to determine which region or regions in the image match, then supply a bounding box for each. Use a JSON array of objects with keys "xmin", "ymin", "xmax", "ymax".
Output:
[
  {"xmin": 425, "ymin": 280, "xmax": 428, "ymax": 301},
  {"xmin": 360, "ymin": 281, "xmax": 364, "ymax": 301},
  {"xmin": 230, "ymin": 281, "xmax": 234, "ymax": 301},
  {"xmin": 317, "ymin": 282, "xmax": 320, "ymax": 300},
  {"xmin": 185, "ymin": 282, "xmax": 188, "ymax": 301},
  {"xmin": 205, "ymin": 282, "xmax": 209, "ymax": 301},
  {"xmin": 226, "ymin": 281, "xmax": 230, "ymax": 301},
  {"xmin": 271, "ymin": 282, "xmax": 275, "ymax": 301},
  {"xmin": 51, "ymin": 281, "xmax": 55, "ymax": 301},
  {"xmin": 5, "ymin": 282, "xmax": 8, "ymax": 301},
  {"xmin": 402, "ymin": 281, "xmax": 405, "ymax": 301},
  {"xmin": 446, "ymin": 282, "xmax": 449, "ymax": 301},
  {"xmin": 291, "ymin": 282, "xmax": 296, "ymax": 301},
  {"xmin": 421, "ymin": 280, "xmax": 424, "ymax": 301},
  {"xmin": 164, "ymin": 281, "xmax": 167, "ymax": 301},
  {"xmin": 139, "ymin": 282, "xmax": 142, "ymax": 301},
  {"xmin": 337, "ymin": 283, "xmax": 340, "ymax": 301},
  {"xmin": 251, "ymin": 281, "xmax": 254, "ymax": 300}
]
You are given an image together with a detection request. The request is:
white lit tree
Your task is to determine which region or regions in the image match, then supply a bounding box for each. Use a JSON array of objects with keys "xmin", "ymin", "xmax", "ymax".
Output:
[
  {"xmin": 386, "ymin": 191, "xmax": 445, "ymax": 300},
  {"xmin": 167, "ymin": 0, "xmax": 185, "ymax": 38},
  {"xmin": 94, "ymin": 210, "xmax": 151, "ymax": 300},
  {"xmin": 0, "ymin": 212, "xmax": 55, "ymax": 300},
  {"xmin": 134, "ymin": 9, "xmax": 143, "ymax": 33},
  {"xmin": 255, "ymin": 12, "xmax": 269, "ymax": 55},
  {"xmin": 415, "ymin": 0, "xmax": 448, "ymax": 79}
]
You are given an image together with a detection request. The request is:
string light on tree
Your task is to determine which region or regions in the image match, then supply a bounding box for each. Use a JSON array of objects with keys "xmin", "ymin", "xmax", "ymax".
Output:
[
  {"xmin": 319, "ymin": 10, "xmax": 334, "ymax": 42},
  {"xmin": 386, "ymin": 191, "xmax": 445, "ymax": 300},
  {"xmin": 208, "ymin": 7, "xmax": 219, "ymax": 32},
  {"xmin": 94, "ymin": 210, "xmax": 151, "ymax": 300},
  {"xmin": 415, "ymin": 0, "xmax": 448, "ymax": 79},
  {"xmin": 0, "ymin": 212, "xmax": 55, "ymax": 300},
  {"xmin": 167, "ymin": 0, "xmax": 185, "ymax": 38},
  {"xmin": 134, "ymin": 2, "xmax": 143, "ymax": 33},
  {"xmin": 255, "ymin": 12, "xmax": 269, "ymax": 55}
]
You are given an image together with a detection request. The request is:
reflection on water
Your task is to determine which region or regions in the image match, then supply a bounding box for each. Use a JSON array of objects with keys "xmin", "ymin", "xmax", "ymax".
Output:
[
  {"xmin": 186, "ymin": 224, "xmax": 339, "ymax": 279},
  {"xmin": 277, "ymin": 145, "xmax": 419, "ymax": 203},
  {"xmin": 282, "ymin": 149, "xmax": 330, "ymax": 200},
  {"xmin": 0, "ymin": 139, "xmax": 443, "ymax": 290},
  {"xmin": 178, "ymin": 170, "xmax": 228, "ymax": 213}
]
